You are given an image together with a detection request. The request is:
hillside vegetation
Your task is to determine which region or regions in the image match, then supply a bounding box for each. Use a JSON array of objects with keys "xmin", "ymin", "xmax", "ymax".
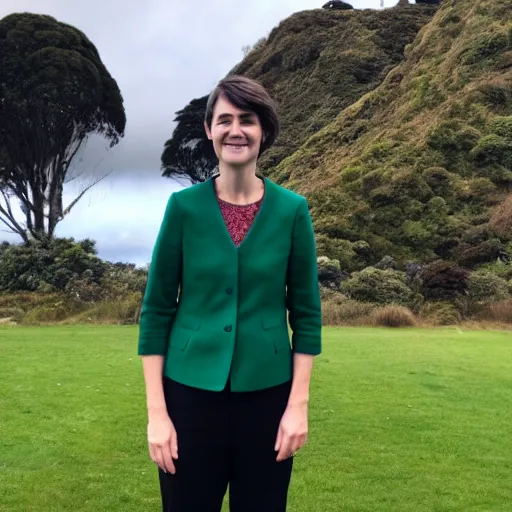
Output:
[
  {"xmin": 231, "ymin": 4, "xmax": 439, "ymax": 172},
  {"xmin": 272, "ymin": 0, "xmax": 512, "ymax": 270},
  {"xmin": 162, "ymin": 4, "xmax": 438, "ymax": 182}
]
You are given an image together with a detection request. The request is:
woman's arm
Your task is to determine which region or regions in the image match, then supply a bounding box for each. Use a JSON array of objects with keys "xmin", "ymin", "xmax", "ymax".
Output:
[
  {"xmin": 276, "ymin": 197, "xmax": 322, "ymax": 461},
  {"xmin": 138, "ymin": 192, "xmax": 183, "ymax": 474}
]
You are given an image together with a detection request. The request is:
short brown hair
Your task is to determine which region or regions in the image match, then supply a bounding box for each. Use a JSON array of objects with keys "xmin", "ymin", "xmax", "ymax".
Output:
[{"xmin": 204, "ymin": 75, "xmax": 280, "ymax": 155}]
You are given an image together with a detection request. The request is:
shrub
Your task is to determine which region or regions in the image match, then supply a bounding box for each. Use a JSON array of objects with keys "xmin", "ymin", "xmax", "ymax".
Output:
[
  {"xmin": 422, "ymin": 167, "xmax": 453, "ymax": 195},
  {"xmin": 418, "ymin": 301, "xmax": 462, "ymax": 325},
  {"xmin": 64, "ymin": 293, "xmax": 143, "ymax": 325},
  {"xmin": 23, "ymin": 304, "xmax": 76, "ymax": 325},
  {"xmin": 420, "ymin": 261, "xmax": 469, "ymax": 300},
  {"xmin": 317, "ymin": 256, "xmax": 344, "ymax": 290},
  {"xmin": 427, "ymin": 121, "xmax": 481, "ymax": 155},
  {"xmin": 370, "ymin": 305, "xmax": 416, "ymax": 327},
  {"xmin": 340, "ymin": 267, "xmax": 414, "ymax": 305},
  {"xmin": 322, "ymin": 298, "xmax": 377, "ymax": 325},
  {"xmin": 471, "ymin": 134, "xmax": 512, "ymax": 167},
  {"xmin": 0, "ymin": 307, "xmax": 24, "ymax": 322},
  {"xmin": 456, "ymin": 239, "xmax": 506, "ymax": 268},
  {"xmin": 489, "ymin": 194, "xmax": 512, "ymax": 240},
  {"xmin": 485, "ymin": 299, "xmax": 512, "ymax": 324},
  {"xmin": 489, "ymin": 116, "xmax": 512, "ymax": 139},
  {"xmin": 467, "ymin": 271, "xmax": 510, "ymax": 302}
]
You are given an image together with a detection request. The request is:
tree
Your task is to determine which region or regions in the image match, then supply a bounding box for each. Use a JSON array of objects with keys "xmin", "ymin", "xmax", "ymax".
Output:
[
  {"xmin": 161, "ymin": 96, "xmax": 218, "ymax": 185},
  {"xmin": 0, "ymin": 13, "xmax": 126, "ymax": 242},
  {"xmin": 415, "ymin": 0, "xmax": 442, "ymax": 4}
]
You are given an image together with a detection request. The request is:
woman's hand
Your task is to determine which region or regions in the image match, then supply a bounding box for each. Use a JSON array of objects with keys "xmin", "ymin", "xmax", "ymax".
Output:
[
  {"xmin": 148, "ymin": 410, "xmax": 178, "ymax": 474},
  {"xmin": 275, "ymin": 401, "xmax": 308, "ymax": 462}
]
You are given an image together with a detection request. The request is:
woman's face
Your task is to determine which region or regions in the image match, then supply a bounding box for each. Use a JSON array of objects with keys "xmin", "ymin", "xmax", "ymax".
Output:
[{"xmin": 205, "ymin": 94, "xmax": 264, "ymax": 168}]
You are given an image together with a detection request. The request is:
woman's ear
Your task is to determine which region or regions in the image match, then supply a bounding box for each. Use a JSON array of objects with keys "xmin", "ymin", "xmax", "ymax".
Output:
[{"xmin": 204, "ymin": 121, "xmax": 212, "ymax": 140}]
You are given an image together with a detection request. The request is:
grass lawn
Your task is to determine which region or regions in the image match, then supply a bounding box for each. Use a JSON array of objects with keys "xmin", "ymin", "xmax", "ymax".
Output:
[{"xmin": 1, "ymin": 325, "xmax": 511, "ymax": 511}]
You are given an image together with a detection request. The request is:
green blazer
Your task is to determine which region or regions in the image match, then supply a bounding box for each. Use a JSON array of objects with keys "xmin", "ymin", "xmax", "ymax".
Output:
[{"xmin": 138, "ymin": 176, "xmax": 322, "ymax": 392}]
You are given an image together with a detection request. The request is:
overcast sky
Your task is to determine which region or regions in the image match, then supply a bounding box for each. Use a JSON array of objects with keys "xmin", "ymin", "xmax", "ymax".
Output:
[{"xmin": 1, "ymin": 0, "xmax": 402, "ymax": 266}]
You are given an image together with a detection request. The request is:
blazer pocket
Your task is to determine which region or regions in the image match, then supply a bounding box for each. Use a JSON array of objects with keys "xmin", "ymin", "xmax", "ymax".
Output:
[
  {"xmin": 261, "ymin": 317, "xmax": 290, "ymax": 353},
  {"xmin": 170, "ymin": 314, "xmax": 201, "ymax": 351},
  {"xmin": 174, "ymin": 314, "xmax": 201, "ymax": 331}
]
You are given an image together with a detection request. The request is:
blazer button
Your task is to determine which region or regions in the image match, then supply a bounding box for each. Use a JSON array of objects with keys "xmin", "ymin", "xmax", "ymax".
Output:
[
  {"xmin": 224, "ymin": 325, "xmax": 232, "ymax": 332},
  {"xmin": 226, "ymin": 287, "xmax": 233, "ymax": 295}
]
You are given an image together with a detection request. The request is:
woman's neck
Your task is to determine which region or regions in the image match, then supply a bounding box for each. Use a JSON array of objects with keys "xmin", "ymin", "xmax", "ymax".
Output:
[{"xmin": 215, "ymin": 163, "xmax": 264, "ymax": 205}]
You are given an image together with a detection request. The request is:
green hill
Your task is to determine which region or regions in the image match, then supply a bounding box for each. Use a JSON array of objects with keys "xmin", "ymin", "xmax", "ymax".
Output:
[
  {"xmin": 231, "ymin": 4, "xmax": 438, "ymax": 173},
  {"xmin": 162, "ymin": 4, "xmax": 437, "ymax": 182},
  {"xmin": 273, "ymin": 0, "xmax": 512, "ymax": 270},
  {"xmin": 163, "ymin": 0, "xmax": 511, "ymax": 274}
]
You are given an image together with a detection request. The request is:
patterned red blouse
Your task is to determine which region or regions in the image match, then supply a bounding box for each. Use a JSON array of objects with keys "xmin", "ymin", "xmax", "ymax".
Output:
[{"xmin": 217, "ymin": 194, "xmax": 264, "ymax": 247}]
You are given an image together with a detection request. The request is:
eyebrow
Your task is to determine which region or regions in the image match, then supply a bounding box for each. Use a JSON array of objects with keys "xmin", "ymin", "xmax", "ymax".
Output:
[{"xmin": 217, "ymin": 112, "xmax": 256, "ymax": 120}]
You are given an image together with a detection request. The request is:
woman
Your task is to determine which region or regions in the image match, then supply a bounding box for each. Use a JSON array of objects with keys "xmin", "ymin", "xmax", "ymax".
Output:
[{"xmin": 138, "ymin": 75, "xmax": 322, "ymax": 512}]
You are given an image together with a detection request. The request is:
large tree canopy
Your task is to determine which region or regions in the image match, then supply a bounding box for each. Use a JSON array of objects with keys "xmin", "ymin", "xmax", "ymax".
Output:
[
  {"xmin": 0, "ymin": 12, "xmax": 126, "ymax": 241},
  {"xmin": 161, "ymin": 96, "xmax": 217, "ymax": 184}
]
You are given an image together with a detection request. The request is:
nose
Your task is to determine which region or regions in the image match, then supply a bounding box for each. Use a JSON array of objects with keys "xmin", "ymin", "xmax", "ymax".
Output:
[{"xmin": 228, "ymin": 119, "xmax": 243, "ymax": 137}]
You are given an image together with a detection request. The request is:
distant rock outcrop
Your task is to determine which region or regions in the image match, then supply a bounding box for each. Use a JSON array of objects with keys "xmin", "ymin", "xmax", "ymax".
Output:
[{"xmin": 322, "ymin": 1, "xmax": 353, "ymax": 9}]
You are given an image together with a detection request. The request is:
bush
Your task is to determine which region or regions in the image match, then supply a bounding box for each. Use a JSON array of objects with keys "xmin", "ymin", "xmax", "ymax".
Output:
[
  {"xmin": 340, "ymin": 267, "xmax": 414, "ymax": 305},
  {"xmin": 370, "ymin": 305, "xmax": 416, "ymax": 327},
  {"xmin": 467, "ymin": 271, "xmax": 510, "ymax": 302},
  {"xmin": 456, "ymin": 239, "xmax": 506, "ymax": 268},
  {"xmin": 420, "ymin": 261, "xmax": 469, "ymax": 300},
  {"xmin": 427, "ymin": 121, "xmax": 481, "ymax": 155},
  {"xmin": 64, "ymin": 293, "xmax": 143, "ymax": 325},
  {"xmin": 484, "ymin": 299, "xmax": 512, "ymax": 324},
  {"xmin": 418, "ymin": 301, "xmax": 462, "ymax": 325},
  {"xmin": 489, "ymin": 116, "xmax": 512, "ymax": 139},
  {"xmin": 322, "ymin": 298, "xmax": 377, "ymax": 325},
  {"xmin": 23, "ymin": 303, "xmax": 77, "ymax": 325},
  {"xmin": 489, "ymin": 194, "xmax": 512, "ymax": 240},
  {"xmin": 0, "ymin": 238, "xmax": 106, "ymax": 293},
  {"xmin": 471, "ymin": 134, "xmax": 512, "ymax": 167},
  {"xmin": 0, "ymin": 307, "xmax": 24, "ymax": 322},
  {"xmin": 422, "ymin": 167, "xmax": 453, "ymax": 195}
]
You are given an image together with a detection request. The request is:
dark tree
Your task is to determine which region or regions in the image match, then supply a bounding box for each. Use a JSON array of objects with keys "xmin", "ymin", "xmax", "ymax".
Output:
[
  {"xmin": 322, "ymin": 1, "xmax": 354, "ymax": 10},
  {"xmin": 0, "ymin": 13, "xmax": 126, "ymax": 242},
  {"xmin": 415, "ymin": 0, "xmax": 442, "ymax": 5},
  {"xmin": 161, "ymin": 96, "xmax": 218, "ymax": 185},
  {"xmin": 420, "ymin": 261, "xmax": 469, "ymax": 301}
]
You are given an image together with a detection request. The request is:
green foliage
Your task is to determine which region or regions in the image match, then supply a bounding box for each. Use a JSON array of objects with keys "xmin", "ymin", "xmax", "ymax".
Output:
[
  {"xmin": 467, "ymin": 271, "xmax": 510, "ymax": 302},
  {"xmin": 489, "ymin": 116, "xmax": 512, "ymax": 139},
  {"xmin": 0, "ymin": 238, "xmax": 104, "ymax": 293},
  {"xmin": 459, "ymin": 32, "xmax": 509, "ymax": 67},
  {"xmin": 418, "ymin": 301, "xmax": 462, "ymax": 325},
  {"xmin": 455, "ymin": 238, "xmax": 506, "ymax": 268},
  {"xmin": 0, "ymin": 238, "xmax": 147, "ymax": 302},
  {"xmin": 470, "ymin": 134, "xmax": 512, "ymax": 167},
  {"xmin": 426, "ymin": 121, "xmax": 481, "ymax": 171},
  {"xmin": 315, "ymin": 235, "xmax": 372, "ymax": 272},
  {"xmin": 340, "ymin": 267, "xmax": 414, "ymax": 305}
]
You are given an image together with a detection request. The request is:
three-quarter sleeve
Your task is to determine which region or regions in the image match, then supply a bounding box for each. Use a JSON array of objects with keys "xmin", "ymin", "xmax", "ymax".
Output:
[
  {"xmin": 286, "ymin": 197, "xmax": 322, "ymax": 355},
  {"xmin": 138, "ymin": 193, "xmax": 183, "ymax": 356}
]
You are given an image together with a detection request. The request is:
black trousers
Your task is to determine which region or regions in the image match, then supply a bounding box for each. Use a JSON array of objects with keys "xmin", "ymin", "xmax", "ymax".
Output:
[{"xmin": 158, "ymin": 377, "xmax": 294, "ymax": 512}]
